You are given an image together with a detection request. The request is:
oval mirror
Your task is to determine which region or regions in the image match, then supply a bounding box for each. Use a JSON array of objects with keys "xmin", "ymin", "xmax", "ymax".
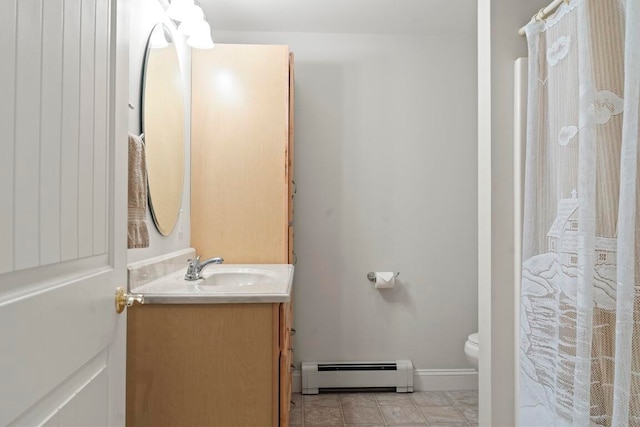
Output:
[{"xmin": 142, "ymin": 23, "xmax": 185, "ymax": 236}]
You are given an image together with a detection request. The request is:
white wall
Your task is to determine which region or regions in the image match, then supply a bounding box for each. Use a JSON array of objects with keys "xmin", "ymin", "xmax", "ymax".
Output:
[
  {"xmin": 128, "ymin": 0, "xmax": 191, "ymax": 263},
  {"xmin": 477, "ymin": 0, "xmax": 547, "ymax": 424},
  {"xmin": 215, "ymin": 31, "xmax": 478, "ymax": 377}
]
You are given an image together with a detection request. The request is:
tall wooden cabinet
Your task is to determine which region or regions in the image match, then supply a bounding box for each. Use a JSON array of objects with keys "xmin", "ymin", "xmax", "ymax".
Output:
[
  {"xmin": 190, "ymin": 44, "xmax": 295, "ymax": 425},
  {"xmin": 191, "ymin": 44, "xmax": 295, "ymax": 265}
]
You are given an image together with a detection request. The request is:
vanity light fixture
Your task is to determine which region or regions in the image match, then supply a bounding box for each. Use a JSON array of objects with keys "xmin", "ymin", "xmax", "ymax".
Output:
[
  {"xmin": 166, "ymin": 0, "xmax": 193, "ymax": 21},
  {"xmin": 167, "ymin": 0, "xmax": 214, "ymax": 49},
  {"xmin": 178, "ymin": 4, "xmax": 205, "ymax": 36}
]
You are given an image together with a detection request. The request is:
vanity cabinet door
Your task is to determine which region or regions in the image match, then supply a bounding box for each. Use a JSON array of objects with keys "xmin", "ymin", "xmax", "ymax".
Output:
[
  {"xmin": 126, "ymin": 304, "xmax": 278, "ymax": 426},
  {"xmin": 192, "ymin": 45, "xmax": 291, "ymax": 264}
]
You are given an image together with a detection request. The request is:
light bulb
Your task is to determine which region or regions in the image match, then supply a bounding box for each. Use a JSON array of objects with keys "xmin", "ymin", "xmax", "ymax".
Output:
[
  {"xmin": 187, "ymin": 21, "xmax": 214, "ymax": 49},
  {"xmin": 178, "ymin": 5, "xmax": 205, "ymax": 37}
]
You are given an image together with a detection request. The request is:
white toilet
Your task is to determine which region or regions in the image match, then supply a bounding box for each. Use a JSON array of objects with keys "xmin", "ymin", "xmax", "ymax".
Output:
[{"xmin": 464, "ymin": 332, "xmax": 479, "ymax": 370}]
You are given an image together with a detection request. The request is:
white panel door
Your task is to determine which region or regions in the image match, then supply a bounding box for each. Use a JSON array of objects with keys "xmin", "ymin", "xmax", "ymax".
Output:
[{"xmin": 0, "ymin": 0, "xmax": 129, "ymax": 425}]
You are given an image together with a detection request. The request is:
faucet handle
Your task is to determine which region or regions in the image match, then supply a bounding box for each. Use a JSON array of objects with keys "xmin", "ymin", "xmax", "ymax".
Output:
[
  {"xmin": 186, "ymin": 256, "xmax": 200, "ymax": 276},
  {"xmin": 185, "ymin": 256, "xmax": 202, "ymax": 280}
]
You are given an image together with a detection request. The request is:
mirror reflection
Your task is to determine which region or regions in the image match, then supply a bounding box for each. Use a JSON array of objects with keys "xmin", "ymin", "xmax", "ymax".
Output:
[{"xmin": 143, "ymin": 23, "xmax": 185, "ymax": 236}]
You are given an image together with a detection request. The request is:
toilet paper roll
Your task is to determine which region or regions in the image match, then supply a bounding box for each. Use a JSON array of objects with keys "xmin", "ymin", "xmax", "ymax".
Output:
[{"xmin": 374, "ymin": 272, "xmax": 396, "ymax": 289}]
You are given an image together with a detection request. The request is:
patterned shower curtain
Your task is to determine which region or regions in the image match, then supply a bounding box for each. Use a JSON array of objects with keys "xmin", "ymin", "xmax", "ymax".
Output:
[{"xmin": 520, "ymin": 0, "xmax": 640, "ymax": 425}]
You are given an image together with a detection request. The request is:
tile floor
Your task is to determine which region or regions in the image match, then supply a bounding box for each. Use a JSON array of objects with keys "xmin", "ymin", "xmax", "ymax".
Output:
[{"xmin": 289, "ymin": 390, "xmax": 478, "ymax": 427}]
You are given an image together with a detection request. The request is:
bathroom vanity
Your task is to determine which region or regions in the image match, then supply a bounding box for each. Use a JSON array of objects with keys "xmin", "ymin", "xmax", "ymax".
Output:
[
  {"xmin": 126, "ymin": 42, "xmax": 296, "ymax": 426},
  {"xmin": 125, "ymin": 261, "xmax": 295, "ymax": 426}
]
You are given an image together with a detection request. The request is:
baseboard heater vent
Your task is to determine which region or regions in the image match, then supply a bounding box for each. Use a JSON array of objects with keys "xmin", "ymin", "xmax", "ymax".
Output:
[{"xmin": 301, "ymin": 360, "xmax": 413, "ymax": 394}]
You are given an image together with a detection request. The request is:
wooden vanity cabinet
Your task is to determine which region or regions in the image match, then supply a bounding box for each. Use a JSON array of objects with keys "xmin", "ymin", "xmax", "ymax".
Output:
[{"xmin": 126, "ymin": 301, "xmax": 293, "ymax": 426}]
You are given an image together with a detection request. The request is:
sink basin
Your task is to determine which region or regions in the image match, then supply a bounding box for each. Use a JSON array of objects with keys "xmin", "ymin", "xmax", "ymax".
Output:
[
  {"xmin": 199, "ymin": 268, "xmax": 277, "ymax": 287},
  {"xmin": 133, "ymin": 263, "xmax": 294, "ymax": 303}
]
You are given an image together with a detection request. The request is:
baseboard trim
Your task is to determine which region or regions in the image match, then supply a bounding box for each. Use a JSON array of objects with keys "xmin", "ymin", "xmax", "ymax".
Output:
[
  {"xmin": 412, "ymin": 369, "xmax": 478, "ymax": 391},
  {"xmin": 292, "ymin": 368, "xmax": 477, "ymax": 393}
]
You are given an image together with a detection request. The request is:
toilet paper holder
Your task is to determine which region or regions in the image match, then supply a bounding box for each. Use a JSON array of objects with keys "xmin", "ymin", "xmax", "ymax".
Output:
[{"xmin": 367, "ymin": 272, "xmax": 400, "ymax": 281}]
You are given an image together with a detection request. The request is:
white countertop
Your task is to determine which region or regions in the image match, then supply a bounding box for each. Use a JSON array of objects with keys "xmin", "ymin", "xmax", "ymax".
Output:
[{"xmin": 130, "ymin": 264, "xmax": 294, "ymax": 304}]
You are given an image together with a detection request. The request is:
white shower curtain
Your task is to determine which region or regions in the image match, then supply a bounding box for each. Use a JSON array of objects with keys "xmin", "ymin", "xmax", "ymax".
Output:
[{"xmin": 520, "ymin": 0, "xmax": 640, "ymax": 425}]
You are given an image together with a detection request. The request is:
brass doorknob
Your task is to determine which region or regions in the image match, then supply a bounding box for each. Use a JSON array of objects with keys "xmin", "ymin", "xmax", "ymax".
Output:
[{"xmin": 115, "ymin": 287, "xmax": 144, "ymax": 314}]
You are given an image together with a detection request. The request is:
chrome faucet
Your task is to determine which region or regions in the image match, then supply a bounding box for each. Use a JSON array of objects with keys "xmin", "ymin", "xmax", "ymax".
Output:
[{"xmin": 185, "ymin": 256, "xmax": 224, "ymax": 280}]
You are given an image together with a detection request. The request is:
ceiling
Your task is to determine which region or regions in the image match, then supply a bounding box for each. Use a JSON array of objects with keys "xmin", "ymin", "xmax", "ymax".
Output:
[{"xmin": 199, "ymin": 0, "xmax": 477, "ymax": 36}]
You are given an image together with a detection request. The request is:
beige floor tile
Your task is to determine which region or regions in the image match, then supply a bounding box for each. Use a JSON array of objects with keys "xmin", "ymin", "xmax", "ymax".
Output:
[
  {"xmin": 304, "ymin": 406, "xmax": 344, "ymax": 425},
  {"xmin": 445, "ymin": 390, "xmax": 477, "ymax": 398},
  {"xmin": 418, "ymin": 406, "xmax": 466, "ymax": 424},
  {"xmin": 445, "ymin": 390, "xmax": 478, "ymax": 406},
  {"xmin": 410, "ymin": 391, "xmax": 451, "ymax": 407},
  {"xmin": 304, "ymin": 393, "xmax": 342, "ymax": 407},
  {"xmin": 339, "ymin": 392, "xmax": 378, "ymax": 407},
  {"xmin": 295, "ymin": 390, "xmax": 476, "ymax": 427},
  {"xmin": 380, "ymin": 405, "xmax": 426, "ymax": 424},
  {"xmin": 342, "ymin": 405, "xmax": 385, "ymax": 424},
  {"xmin": 457, "ymin": 405, "xmax": 479, "ymax": 423},
  {"xmin": 375, "ymin": 392, "xmax": 414, "ymax": 406}
]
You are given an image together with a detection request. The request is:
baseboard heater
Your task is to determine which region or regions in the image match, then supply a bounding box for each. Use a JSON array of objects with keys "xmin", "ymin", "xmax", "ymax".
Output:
[{"xmin": 301, "ymin": 360, "xmax": 413, "ymax": 394}]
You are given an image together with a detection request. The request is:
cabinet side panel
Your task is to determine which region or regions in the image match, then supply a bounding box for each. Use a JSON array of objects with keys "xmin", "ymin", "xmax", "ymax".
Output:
[
  {"xmin": 279, "ymin": 301, "xmax": 293, "ymax": 426},
  {"xmin": 288, "ymin": 52, "xmax": 295, "ymax": 226},
  {"xmin": 273, "ymin": 303, "xmax": 281, "ymax": 426}
]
